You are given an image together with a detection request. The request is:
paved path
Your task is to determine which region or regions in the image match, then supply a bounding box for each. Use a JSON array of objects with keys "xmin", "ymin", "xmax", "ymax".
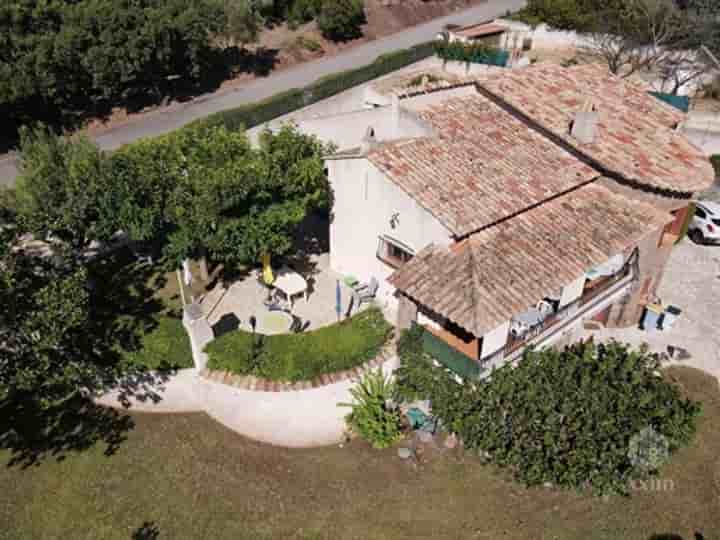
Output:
[
  {"xmin": 581, "ymin": 239, "xmax": 720, "ymax": 380},
  {"xmin": 95, "ymin": 356, "xmax": 399, "ymax": 447},
  {"xmin": 0, "ymin": 0, "xmax": 525, "ymax": 188}
]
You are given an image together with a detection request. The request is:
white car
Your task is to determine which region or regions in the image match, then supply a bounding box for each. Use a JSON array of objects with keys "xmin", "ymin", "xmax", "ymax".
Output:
[{"xmin": 689, "ymin": 201, "xmax": 720, "ymax": 245}]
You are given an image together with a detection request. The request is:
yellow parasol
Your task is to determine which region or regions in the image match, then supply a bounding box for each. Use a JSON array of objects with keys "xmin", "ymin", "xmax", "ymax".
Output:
[{"xmin": 262, "ymin": 253, "xmax": 274, "ymax": 286}]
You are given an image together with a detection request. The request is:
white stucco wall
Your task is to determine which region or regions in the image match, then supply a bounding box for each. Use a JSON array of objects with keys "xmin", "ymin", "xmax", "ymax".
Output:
[
  {"xmin": 480, "ymin": 321, "xmax": 510, "ymax": 359},
  {"xmin": 297, "ymin": 106, "xmax": 433, "ymax": 151},
  {"xmin": 327, "ymin": 158, "xmax": 453, "ymax": 310},
  {"xmin": 560, "ymin": 274, "xmax": 586, "ymax": 307}
]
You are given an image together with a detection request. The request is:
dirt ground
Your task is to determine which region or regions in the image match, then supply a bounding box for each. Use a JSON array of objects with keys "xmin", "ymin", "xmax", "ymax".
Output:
[
  {"xmin": 85, "ymin": 0, "xmax": 486, "ymax": 136},
  {"xmin": 1, "ymin": 366, "xmax": 719, "ymax": 540}
]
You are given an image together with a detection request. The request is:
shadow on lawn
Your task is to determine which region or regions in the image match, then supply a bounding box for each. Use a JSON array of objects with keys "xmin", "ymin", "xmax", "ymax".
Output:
[{"xmin": 0, "ymin": 396, "xmax": 135, "ymax": 469}]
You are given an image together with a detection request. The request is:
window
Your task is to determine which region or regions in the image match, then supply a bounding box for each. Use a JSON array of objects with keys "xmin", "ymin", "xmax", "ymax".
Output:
[
  {"xmin": 377, "ymin": 236, "xmax": 414, "ymax": 268},
  {"xmin": 695, "ymin": 206, "xmax": 707, "ymax": 219}
]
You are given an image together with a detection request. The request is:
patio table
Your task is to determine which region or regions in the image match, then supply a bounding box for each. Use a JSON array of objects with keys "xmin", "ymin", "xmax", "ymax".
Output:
[
  {"xmin": 273, "ymin": 267, "xmax": 308, "ymax": 309},
  {"xmin": 260, "ymin": 311, "xmax": 293, "ymax": 335},
  {"xmin": 514, "ymin": 307, "xmax": 544, "ymax": 328}
]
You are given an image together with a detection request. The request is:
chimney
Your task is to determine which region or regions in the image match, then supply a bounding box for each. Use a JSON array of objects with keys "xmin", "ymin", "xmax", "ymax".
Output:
[
  {"xmin": 570, "ymin": 99, "xmax": 598, "ymax": 144},
  {"xmin": 360, "ymin": 126, "xmax": 378, "ymax": 154}
]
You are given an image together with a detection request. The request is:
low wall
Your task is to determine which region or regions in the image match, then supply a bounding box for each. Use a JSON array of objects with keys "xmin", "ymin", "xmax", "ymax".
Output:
[
  {"xmin": 95, "ymin": 342, "xmax": 400, "ymax": 448},
  {"xmin": 199, "ymin": 340, "xmax": 396, "ymax": 392}
]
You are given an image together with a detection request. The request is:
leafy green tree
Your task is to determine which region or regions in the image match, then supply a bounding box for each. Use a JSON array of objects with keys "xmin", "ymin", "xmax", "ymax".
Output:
[
  {"xmin": 15, "ymin": 126, "xmax": 112, "ymax": 255},
  {"xmin": 396, "ymin": 329, "xmax": 701, "ymax": 494},
  {"xmin": 1, "ymin": 0, "xmax": 225, "ymax": 138},
  {"xmin": 215, "ymin": 0, "xmax": 264, "ymax": 49},
  {"xmin": 317, "ymin": 0, "xmax": 366, "ymax": 42},
  {"xmin": 0, "ymin": 226, "xmax": 94, "ymax": 411}
]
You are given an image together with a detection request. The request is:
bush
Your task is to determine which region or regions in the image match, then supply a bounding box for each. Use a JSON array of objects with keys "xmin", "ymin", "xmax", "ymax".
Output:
[
  {"xmin": 711, "ymin": 155, "xmax": 720, "ymax": 179},
  {"xmin": 434, "ymin": 41, "xmax": 509, "ymax": 66},
  {"xmin": 205, "ymin": 307, "xmax": 392, "ymax": 381},
  {"xmin": 342, "ymin": 370, "xmax": 403, "ymax": 448},
  {"xmin": 396, "ymin": 329, "xmax": 701, "ymax": 494},
  {"xmin": 317, "ymin": 0, "xmax": 366, "ymax": 42},
  {"xmin": 198, "ymin": 41, "xmax": 435, "ymax": 132}
]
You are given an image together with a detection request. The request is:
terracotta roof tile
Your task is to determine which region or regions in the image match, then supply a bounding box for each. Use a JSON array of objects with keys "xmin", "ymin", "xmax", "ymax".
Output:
[
  {"xmin": 367, "ymin": 92, "xmax": 598, "ymax": 236},
  {"xmin": 388, "ymin": 182, "xmax": 671, "ymax": 336},
  {"xmin": 480, "ymin": 63, "xmax": 715, "ymax": 193}
]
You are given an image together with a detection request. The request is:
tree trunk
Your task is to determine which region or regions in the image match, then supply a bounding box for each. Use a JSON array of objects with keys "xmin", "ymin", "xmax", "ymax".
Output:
[{"xmin": 198, "ymin": 250, "xmax": 210, "ymax": 282}]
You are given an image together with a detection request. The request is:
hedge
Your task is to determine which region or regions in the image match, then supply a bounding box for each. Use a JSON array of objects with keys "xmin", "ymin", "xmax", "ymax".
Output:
[
  {"xmin": 205, "ymin": 307, "xmax": 392, "ymax": 382},
  {"xmin": 433, "ymin": 40, "xmax": 509, "ymax": 67},
  {"xmin": 395, "ymin": 327, "xmax": 701, "ymax": 495},
  {"xmin": 198, "ymin": 41, "xmax": 436, "ymax": 132}
]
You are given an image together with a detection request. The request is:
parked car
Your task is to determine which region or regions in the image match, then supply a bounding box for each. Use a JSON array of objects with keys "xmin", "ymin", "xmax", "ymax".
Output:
[{"xmin": 689, "ymin": 201, "xmax": 720, "ymax": 244}]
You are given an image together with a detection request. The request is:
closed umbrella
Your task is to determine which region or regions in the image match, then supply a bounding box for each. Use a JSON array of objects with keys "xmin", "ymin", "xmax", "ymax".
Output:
[{"xmin": 335, "ymin": 280, "xmax": 342, "ymax": 322}]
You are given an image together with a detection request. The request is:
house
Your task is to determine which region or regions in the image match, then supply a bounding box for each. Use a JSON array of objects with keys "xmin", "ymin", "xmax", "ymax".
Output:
[
  {"xmin": 299, "ymin": 62, "xmax": 714, "ymax": 376},
  {"xmin": 437, "ymin": 19, "xmax": 532, "ymax": 68}
]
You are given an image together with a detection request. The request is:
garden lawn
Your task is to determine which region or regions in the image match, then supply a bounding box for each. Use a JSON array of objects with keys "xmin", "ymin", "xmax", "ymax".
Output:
[
  {"xmin": 206, "ymin": 307, "xmax": 392, "ymax": 381},
  {"xmin": 1, "ymin": 366, "xmax": 719, "ymax": 540}
]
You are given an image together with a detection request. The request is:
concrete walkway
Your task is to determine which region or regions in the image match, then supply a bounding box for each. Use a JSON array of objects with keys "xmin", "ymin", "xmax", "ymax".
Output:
[
  {"xmin": 0, "ymin": 0, "xmax": 525, "ymax": 188},
  {"xmin": 581, "ymin": 239, "xmax": 720, "ymax": 379},
  {"xmin": 95, "ymin": 356, "xmax": 399, "ymax": 447}
]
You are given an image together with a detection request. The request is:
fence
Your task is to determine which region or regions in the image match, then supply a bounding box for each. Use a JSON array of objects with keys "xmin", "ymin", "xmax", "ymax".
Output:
[
  {"xmin": 198, "ymin": 41, "xmax": 436, "ymax": 133},
  {"xmin": 434, "ymin": 41, "xmax": 509, "ymax": 67},
  {"xmin": 416, "ymin": 323, "xmax": 480, "ymax": 380}
]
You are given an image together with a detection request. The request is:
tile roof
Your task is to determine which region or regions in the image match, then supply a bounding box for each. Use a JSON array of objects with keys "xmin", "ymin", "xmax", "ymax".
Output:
[
  {"xmin": 388, "ymin": 182, "xmax": 671, "ymax": 336},
  {"xmin": 368, "ymin": 92, "xmax": 598, "ymax": 237},
  {"xmin": 480, "ymin": 62, "xmax": 715, "ymax": 193},
  {"xmin": 454, "ymin": 23, "xmax": 507, "ymax": 39}
]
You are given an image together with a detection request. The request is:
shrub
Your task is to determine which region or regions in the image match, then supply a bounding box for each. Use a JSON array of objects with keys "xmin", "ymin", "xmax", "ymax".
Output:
[
  {"xmin": 196, "ymin": 41, "xmax": 434, "ymax": 133},
  {"xmin": 317, "ymin": 0, "xmax": 366, "ymax": 42},
  {"xmin": 205, "ymin": 307, "xmax": 392, "ymax": 381},
  {"xmin": 434, "ymin": 41, "xmax": 509, "ymax": 66},
  {"xmin": 342, "ymin": 370, "xmax": 403, "ymax": 448},
  {"xmin": 396, "ymin": 329, "xmax": 701, "ymax": 494},
  {"xmin": 711, "ymin": 155, "xmax": 720, "ymax": 179}
]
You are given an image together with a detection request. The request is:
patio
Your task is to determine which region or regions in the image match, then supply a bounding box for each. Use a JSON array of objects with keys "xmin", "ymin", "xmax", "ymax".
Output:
[{"xmin": 204, "ymin": 254, "xmax": 369, "ymax": 335}]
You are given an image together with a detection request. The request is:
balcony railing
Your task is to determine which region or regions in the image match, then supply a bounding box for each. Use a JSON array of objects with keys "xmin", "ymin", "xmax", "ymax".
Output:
[
  {"xmin": 580, "ymin": 263, "xmax": 632, "ymax": 306},
  {"xmin": 504, "ymin": 263, "xmax": 635, "ymax": 357}
]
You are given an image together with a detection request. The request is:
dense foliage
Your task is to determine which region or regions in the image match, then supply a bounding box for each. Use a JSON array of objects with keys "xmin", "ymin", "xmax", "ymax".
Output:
[
  {"xmin": 434, "ymin": 40, "xmax": 510, "ymax": 66},
  {"xmin": 200, "ymin": 41, "xmax": 435, "ymax": 132},
  {"xmin": 711, "ymin": 155, "xmax": 720, "ymax": 178},
  {"xmin": 342, "ymin": 370, "xmax": 403, "ymax": 449},
  {"xmin": 206, "ymin": 308, "xmax": 392, "ymax": 381},
  {"xmin": 396, "ymin": 327, "xmax": 701, "ymax": 494},
  {"xmin": 0, "ymin": 0, "xmax": 225, "ymax": 138},
  {"xmin": 15, "ymin": 124, "xmax": 331, "ymax": 269},
  {"xmin": 317, "ymin": 0, "xmax": 366, "ymax": 42}
]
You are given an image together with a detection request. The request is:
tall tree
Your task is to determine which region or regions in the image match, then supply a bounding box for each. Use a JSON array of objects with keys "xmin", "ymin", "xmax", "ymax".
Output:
[
  {"xmin": 15, "ymin": 126, "xmax": 112, "ymax": 255},
  {"xmin": 317, "ymin": 0, "xmax": 366, "ymax": 42}
]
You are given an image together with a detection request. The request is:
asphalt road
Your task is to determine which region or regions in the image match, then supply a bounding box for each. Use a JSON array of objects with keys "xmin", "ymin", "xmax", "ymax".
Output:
[{"xmin": 0, "ymin": 0, "xmax": 526, "ymax": 188}]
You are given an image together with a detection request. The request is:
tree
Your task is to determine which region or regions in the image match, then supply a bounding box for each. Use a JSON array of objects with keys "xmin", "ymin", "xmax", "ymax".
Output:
[
  {"xmin": 1, "ymin": 0, "xmax": 225, "ymax": 139},
  {"xmin": 15, "ymin": 126, "xmax": 112, "ymax": 256},
  {"xmin": 215, "ymin": 0, "xmax": 263, "ymax": 49},
  {"xmin": 0, "ymin": 227, "xmax": 93, "ymax": 411},
  {"xmin": 583, "ymin": 0, "xmax": 719, "ymax": 93},
  {"xmin": 396, "ymin": 329, "xmax": 701, "ymax": 494},
  {"xmin": 317, "ymin": 0, "xmax": 366, "ymax": 42}
]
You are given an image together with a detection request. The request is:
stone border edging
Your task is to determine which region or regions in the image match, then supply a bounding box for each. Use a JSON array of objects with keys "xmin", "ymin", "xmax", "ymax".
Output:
[{"xmin": 199, "ymin": 341, "xmax": 396, "ymax": 392}]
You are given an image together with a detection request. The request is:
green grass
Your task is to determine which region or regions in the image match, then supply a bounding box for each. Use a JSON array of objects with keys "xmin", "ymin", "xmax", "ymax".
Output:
[
  {"xmin": 119, "ymin": 315, "xmax": 194, "ymax": 371},
  {"xmin": 206, "ymin": 307, "xmax": 392, "ymax": 382},
  {"xmin": 1, "ymin": 366, "xmax": 719, "ymax": 539}
]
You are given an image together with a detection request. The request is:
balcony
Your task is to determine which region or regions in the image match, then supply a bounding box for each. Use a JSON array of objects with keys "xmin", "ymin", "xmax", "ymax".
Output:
[
  {"xmin": 580, "ymin": 263, "xmax": 632, "ymax": 307},
  {"xmin": 504, "ymin": 264, "xmax": 634, "ymax": 358}
]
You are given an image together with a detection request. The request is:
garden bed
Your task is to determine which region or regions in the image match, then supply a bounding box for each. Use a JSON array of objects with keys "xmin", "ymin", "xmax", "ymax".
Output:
[{"xmin": 205, "ymin": 307, "xmax": 392, "ymax": 382}]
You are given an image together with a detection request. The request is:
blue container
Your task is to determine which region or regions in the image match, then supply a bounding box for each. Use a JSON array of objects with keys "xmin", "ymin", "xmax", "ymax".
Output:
[{"xmin": 642, "ymin": 306, "xmax": 662, "ymax": 332}]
